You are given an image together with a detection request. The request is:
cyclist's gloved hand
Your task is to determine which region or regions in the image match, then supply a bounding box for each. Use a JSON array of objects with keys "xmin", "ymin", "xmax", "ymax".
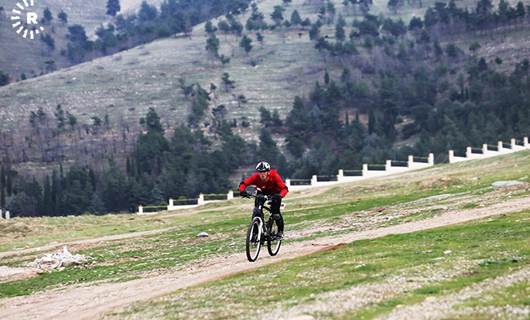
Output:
[{"xmin": 240, "ymin": 190, "xmax": 249, "ymax": 198}]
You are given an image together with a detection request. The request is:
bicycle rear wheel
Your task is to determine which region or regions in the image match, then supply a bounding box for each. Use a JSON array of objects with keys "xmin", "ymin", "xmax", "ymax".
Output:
[
  {"xmin": 246, "ymin": 217, "xmax": 262, "ymax": 262},
  {"xmin": 267, "ymin": 218, "xmax": 282, "ymax": 256}
]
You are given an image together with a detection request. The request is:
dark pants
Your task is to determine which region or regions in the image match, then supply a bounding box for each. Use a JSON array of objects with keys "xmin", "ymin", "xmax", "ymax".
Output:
[
  {"xmin": 254, "ymin": 193, "xmax": 284, "ymax": 233},
  {"xmin": 270, "ymin": 193, "xmax": 284, "ymax": 233}
]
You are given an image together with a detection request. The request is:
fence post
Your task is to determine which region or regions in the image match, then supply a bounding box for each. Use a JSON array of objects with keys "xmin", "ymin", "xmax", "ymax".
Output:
[
  {"xmin": 482, "ymin": 144, "xmax": 488, "ymax": 154},
  {"xmin": 311, "ymin": 175, "xmax": 318, "ymax": 185},
  {"xmin": 498, "ymin": 141, "xmax": 503, "ymax": 150},
  {"xmin": 337, "ymin": 170, "xmax": 344, "ymax": 182},
  {"xmin": 285, "ymin": 178, "xmax": 291, "ymax": 187},
  {"xmin": 385, "ymin": 160, "xmax": 392, "ymax": 171},
  {"xmin": 5, "ymin": 210, "xmax": 9, "ymax": 220},
  {"xmin": 466, "ymin": 147, "xmax": 472, "ymax": 158},
  {"xmin": 362, "ymin": 164, "xmax": 368, "ymax": 176},
  {"xmin": 167, "ymin": 198, "xmax": 174, "ymax": 211},
  {"xmin": 511, "ymin": 138, "xmax": 516, "ymax": 148},
  {"xmin": 524, "ymin": 137, "xmax": 529, "ymax": 148},
  {"xmin": 448, "ymin": 150, "xmax": 455, "ymax": 163},
  {"xmin": 137, "ymin": 205, "xmax": 144, "ymax": 215},
  {"xmin": 428, "ymin": 153, "xmax": 434, "ymax": 166},
  {"xmin": 227, "ymin": 190, "xmax": 234, "ymax": 200},
  {"xmin": 198, "ymin": 194, "xmax": 205, "ymax": 205},
  {"xmin": 407, "ymin": 155, "xmax": 414, "ymax": 167},
  {"xmin": 0, "ymin": 209, "xmax": 2, "ymax": 219}
]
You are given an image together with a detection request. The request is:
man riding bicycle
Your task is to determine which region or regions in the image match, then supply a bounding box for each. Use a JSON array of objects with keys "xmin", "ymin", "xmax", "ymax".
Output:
[{"xmin": 239, "ymin": 161, "xmax": 288, "ymax": 239}]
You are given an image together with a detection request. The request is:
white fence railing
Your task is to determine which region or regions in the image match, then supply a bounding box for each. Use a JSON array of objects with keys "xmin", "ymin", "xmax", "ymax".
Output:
[
  {"xmin": 0, "ymin": 209, "xmax": 10, "ymax": 219},
  {"xmin": 448, "ymin": 138, "xmax": 529, "ymax": 163},
  {"xmin": 137, "ymin": 136, "xmax": 530, "ymax": 214}
]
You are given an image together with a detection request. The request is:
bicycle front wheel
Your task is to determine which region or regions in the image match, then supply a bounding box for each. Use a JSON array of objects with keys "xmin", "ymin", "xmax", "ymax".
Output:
[
  {"xmin": 246, "ymin": 217, "xmax": 262, "ymax": 262},
  {"xmin": 267, "ymin": 218, "xmax": 282, "ymax": 256}
]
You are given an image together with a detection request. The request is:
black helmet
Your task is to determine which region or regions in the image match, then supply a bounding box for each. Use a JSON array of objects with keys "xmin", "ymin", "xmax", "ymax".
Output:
[{"xmin": 255, "ymin": 161, "xmax": 271, "ymax": 172}]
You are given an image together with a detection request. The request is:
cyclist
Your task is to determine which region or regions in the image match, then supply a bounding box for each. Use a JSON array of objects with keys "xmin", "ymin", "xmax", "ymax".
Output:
[{"xmin": 239, "ymin": 161, "xmax": 288, "ymax": 239}]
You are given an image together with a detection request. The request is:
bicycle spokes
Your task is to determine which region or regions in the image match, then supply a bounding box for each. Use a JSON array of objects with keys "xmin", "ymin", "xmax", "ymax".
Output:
[{"xmin": 246, "ymin": 217, "xmax": 262, "ymax": 262}]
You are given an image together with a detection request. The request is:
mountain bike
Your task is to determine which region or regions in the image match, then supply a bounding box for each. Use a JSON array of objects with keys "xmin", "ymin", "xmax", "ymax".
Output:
[{"xmin": 243, "ymin": 188, "xmax": 282, "ymax": 262}]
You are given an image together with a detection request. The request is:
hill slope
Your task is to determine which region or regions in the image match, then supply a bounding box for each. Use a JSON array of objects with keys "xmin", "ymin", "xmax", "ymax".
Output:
[
  {"xmin": 0, "ymin": 150, "xmax": 529, "ymax": 318},
  {"xmin": 1, "ymin": 0, "xmax": 529, "ymax": 170},
  {"xmin": 0, "ymin": 0, "xmax": 161, "ymax": 78}
]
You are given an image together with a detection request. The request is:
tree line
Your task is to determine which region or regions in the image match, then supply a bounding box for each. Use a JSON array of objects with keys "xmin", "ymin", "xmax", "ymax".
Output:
[
  {"xmin": 65, "ymin": 0, "xmax": 252, "ymax": 63},
  {"xmin": 1, "ymin": 107, "xmax": 288, "ymax": 217}
]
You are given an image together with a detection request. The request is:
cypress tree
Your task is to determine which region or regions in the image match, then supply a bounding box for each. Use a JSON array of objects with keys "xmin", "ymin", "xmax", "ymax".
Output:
[{"xmin": 106, "ymin": 0, "xmax": 121, "ymax": 17}]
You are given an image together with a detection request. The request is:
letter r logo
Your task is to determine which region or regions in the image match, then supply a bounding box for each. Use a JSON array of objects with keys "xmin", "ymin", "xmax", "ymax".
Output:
[{"xmin": 27, "ymin": 12, "xmax": 38, "ymax": 24}]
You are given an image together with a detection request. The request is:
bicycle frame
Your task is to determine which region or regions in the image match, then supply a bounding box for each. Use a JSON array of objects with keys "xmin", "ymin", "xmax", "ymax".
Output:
[
  {"xmin": 253, "ymin": 195, "xmax": 271, "ymax": 216},
  {"xmin": 250, "ymin": 194, "xmax": 274, "ymax": 238},
  {"xmin": 245, "ymin": 191, "xmax": 282, "ymax": 261}
]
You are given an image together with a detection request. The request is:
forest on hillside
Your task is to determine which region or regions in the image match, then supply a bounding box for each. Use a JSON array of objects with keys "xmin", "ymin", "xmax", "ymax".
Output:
[
  {"xmin": 0, "ymin": 0, "xmax": 252, "ymax": 82},
  {"xmin": 1, "ymin": 0, "xmax": 529, "ymax": 217}
]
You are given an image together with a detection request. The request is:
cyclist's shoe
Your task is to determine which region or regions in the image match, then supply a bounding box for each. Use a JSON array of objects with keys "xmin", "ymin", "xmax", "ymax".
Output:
[{"xmin": 274, "ymin": 231, "xmax": 284, "ymax": 240}]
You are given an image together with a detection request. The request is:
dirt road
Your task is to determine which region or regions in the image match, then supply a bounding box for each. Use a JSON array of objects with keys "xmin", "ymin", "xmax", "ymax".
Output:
[{"xmin": 0, "ymin": 196, "xmax": 529, "ymax": 320}]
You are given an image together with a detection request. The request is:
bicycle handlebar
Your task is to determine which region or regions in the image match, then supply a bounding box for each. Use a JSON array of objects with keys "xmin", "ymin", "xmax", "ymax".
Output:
[{"xmin": 243, "ymin": 192, "xmax": 269, "ymax": 200}]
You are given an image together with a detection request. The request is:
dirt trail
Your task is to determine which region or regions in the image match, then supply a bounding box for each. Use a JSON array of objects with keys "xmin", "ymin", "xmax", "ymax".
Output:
[{"xmin": 0, "ymin": 196, "xmax": 529, "ymax": 320}]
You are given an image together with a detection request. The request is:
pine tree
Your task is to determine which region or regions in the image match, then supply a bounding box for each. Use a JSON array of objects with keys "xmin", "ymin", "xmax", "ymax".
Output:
[
  {"xmin": 106, "ymin": 0, "xmax": 121, "ymax": 17},
  {"xmin": 222, "ymin": 73, "xmax": 235, "ymax": 91},
  {"xmin": 368, "ymin": 109, "xmax": 376, "ymax": 135},
  {"xmin": 335, "ymin": 17, "xmax": 345, "ymax": 41},
  {"xmin": 55, "ymin": 104, "xmax": 66, "ymax": 131},
  {"xmin": 239, "ymin": 35, "xmax": 253, "ymax": 54},
  {"xmin": 227, "ymin": 14, "xmax": 243, "ymax": 35},
  {"xmin": 271, "ymin": 5, "xmax": 285, "ymax": 26},
  {"xmin": 43, "ymin": 175, "xmax": 52, "ymax": 215},
  {"xmin": 150, "ymin": 185, "xmax": 165, "ymax": 204},
  {"xmin": 387, "ymin": 0, "xmax": 401, "ymax": 14},
  {"xmin": 102, "ymin": 161, "xmax": 129, "ymax": 212},
  {"xmin": 43, "ymin": 8, "xmax": 53, "ymax": 24},
  {"xmin": 0, "ymin": 71, "xmax": 9, "ymax": 87},
  {"xmin": 88, "ymin": 192, "xmax": 105, "ymax": 214},
  {"xmin": 309, "ymin": 23, "xmax": 320, "ymax": 40},
  {"xmin": 0, "ymin": 166, "xmax": 5, "ymax": 209},
  {"xmin": 41, "ymin": 34, "xmax": 55, "ymax": 50},
  {"xmin": 326, "ymin": 1, "xmax": 336, "ymax": 24},
  {"xmin": 290, "ymin": 10, "xmax": 302, "ymax": 25},
  {"xmin": 515, "ymin": 2, "xmax": 525, "ymax": 18},
  {"xmin": 256, "ymin": 32, "xmax": 264, "ymax": 46},
  {"xmin": 205, "ymin": 33, "xmax": 220, "ymax": 58},
  {"xmin": 144, "ymin": 107, "xmax": 163, "ymax": 133},
  {"xmin": 258, "ymin": 128, "xmax": 288, "ymax": 173},
  {"xmin": 218, "ymin": 20, "xmax": 231, "ymax": 33},
  {"xmin": 498, "ymin": 0, "xmax": 509, "ymax": 22},
  {"xmin": 58, "ymin": 10, "xmax": 68, "ymax": 24},
  {"xmin": 136, "ymin": 108, "xmax": 168, "ymax": 174},
  {"xmin": 205, "ymin": 20, "xmax": 217, "ymax": 34}
]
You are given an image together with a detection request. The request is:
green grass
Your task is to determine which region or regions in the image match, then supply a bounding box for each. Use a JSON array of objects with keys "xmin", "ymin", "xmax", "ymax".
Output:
[
  {"xmin": 0, "ymin": 186, "xmax": 453, "ymax": 298},
  {"xmin": 2, "ymin": 151, "xmax": 530, "ymax": 298},
  {"xmin": 457, "ymin": 280, "xmax": 530, "ymax": 308},
  {"xmin": 112, "ymin": 210, "xmax": 530, "ymax": 319},
  {"xmin": 347, "ymin": 259, "xmax": 527, "ymax": 319}
]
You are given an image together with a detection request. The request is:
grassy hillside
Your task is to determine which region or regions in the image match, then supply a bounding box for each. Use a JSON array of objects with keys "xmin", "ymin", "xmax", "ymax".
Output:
[
  {"xmin": 114, "ymin": 210, "xmax": 529, "ymax": 319},
  {"xmin": 1, "ymin": 150, "xmax": 529, "ymax": 301},
  {"xmin": 2, "ymin": 0, "xmax": 530, "ymax": 172},
  {"xmin": 0, "ymin": 0, "xmax": 161, "ymax": 77}
]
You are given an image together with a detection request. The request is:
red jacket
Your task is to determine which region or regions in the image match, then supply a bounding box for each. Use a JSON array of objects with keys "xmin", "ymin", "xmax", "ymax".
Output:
[{"xmin": 239, "ymin": 169, "xmax": 289, "ymax": 198}]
